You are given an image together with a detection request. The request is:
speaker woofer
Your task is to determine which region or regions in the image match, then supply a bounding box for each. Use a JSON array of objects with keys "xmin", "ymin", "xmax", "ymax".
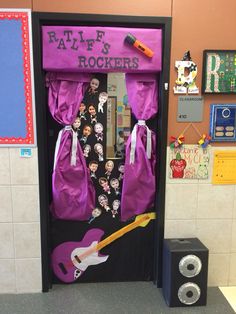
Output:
[
  {"xmin": 178, "ymin": 282, "xmax": 201, "ymax": 305},
  {"xmin": 179, "ymin": 254, "xmax": 202, "ymax": 278}
]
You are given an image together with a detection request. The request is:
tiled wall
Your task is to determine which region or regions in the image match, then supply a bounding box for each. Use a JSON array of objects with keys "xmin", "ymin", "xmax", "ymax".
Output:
[
  {"xmin": 165, "ymin": 146, "xmax": 236, "ymax": 287},
  {"xmin": 1, "ymin": 145, "xmax": 236, "ymax": 293},
  {"xmin": 0, "ymin": 148, "xmax": 42, "ymax": 293}
]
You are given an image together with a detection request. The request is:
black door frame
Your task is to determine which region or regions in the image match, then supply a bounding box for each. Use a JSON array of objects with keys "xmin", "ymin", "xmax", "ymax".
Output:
[{"xmin": 32, "ymin": 12, "xmax": 171, "ymax": 292}]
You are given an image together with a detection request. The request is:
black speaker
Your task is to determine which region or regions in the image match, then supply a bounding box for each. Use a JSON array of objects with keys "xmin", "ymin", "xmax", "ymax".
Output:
[{"xmin": 162, "ymin": 238, "xmax": 209, "ymax": 307}]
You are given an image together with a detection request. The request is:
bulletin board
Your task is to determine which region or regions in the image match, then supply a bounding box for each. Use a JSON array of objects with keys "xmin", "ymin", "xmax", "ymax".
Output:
[{"xmin": 0, "ymin": 10, "xmax": 36, "ymax": 146}]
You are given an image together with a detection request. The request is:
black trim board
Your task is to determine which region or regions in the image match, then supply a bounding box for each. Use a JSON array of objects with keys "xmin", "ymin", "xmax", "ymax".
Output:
[{"xmin": 32, "ymin": 12, "xmax": 172, "ymax": 292}]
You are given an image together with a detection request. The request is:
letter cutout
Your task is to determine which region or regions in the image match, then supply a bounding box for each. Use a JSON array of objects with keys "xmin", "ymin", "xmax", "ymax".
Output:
[{"xmin": 174, "ymin": 51, "xmax": 199, "ymax": 94}]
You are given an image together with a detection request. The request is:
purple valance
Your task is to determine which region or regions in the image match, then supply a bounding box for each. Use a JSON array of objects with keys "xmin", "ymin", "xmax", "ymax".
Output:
[{"xmin": 42, "ymin": 26, "xmax": 162, "ymax": 73}]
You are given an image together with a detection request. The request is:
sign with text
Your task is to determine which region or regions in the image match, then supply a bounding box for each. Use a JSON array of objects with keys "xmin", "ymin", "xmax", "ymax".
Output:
[
  {"xmin": 177, "ymin": 96, "xmax": 203, "ymax": 122},
  {"xmin": 42, "ymin": 26, "xmax": 162, "ymax": 73},
  {"xmin": 169, "ymin": 145, "xmax": 210, "ymax": 179}
]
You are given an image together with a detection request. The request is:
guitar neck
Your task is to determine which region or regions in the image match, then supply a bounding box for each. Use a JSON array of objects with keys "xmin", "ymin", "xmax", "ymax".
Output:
[
  {"xmin": 96, "ymin": 215, "xmax": 149, "ymax": 251},
  {"xmin": 76, "ymin": 214, "xmax": 154, "ymax": 262}
]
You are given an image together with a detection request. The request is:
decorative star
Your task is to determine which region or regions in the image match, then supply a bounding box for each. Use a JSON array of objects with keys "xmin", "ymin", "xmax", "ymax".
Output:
[{"xmin": 189, "ymin": 64, "xmax": 197, "ymax": 72}]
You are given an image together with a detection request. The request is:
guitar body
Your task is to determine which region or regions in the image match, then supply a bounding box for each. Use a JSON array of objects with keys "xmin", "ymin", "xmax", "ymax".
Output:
[
  {"xmin": 52, "ymin": 228, "xmax": 109, "ymax": 283},
  {"xmin": 52, "ymin": 213, "xmax": 155, "ymax": 283}
]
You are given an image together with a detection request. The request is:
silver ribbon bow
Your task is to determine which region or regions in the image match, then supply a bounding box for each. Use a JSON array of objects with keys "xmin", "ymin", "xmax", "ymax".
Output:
[
  {"xmin": 130, "ymin": 120, "xmax": 152, "ymax": 164},
  {"xmin": 53, "ymin": 125, "xmax": 78, "ymax": 169}
]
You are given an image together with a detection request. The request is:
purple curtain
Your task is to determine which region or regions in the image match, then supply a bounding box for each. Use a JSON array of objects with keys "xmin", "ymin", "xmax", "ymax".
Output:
[
  {"xmin": 121, "ymin": 74, "xmax": 158, "ymax": 221},
  {"xmin": 46, "ymin": 72, "xmax": 95, "ymax": 221}
]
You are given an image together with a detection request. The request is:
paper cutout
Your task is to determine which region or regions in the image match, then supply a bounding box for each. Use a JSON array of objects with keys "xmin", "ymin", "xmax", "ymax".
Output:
[
  {"xmin": 198, "ymin": 134, "xmax": 211, "ymax": 148},
  {"xmin": 124, "ymin": 33, "xmax": 154, "ymax": 58},
  {"xmin": 170, "ymin": 135, "xmax": 185, "ymax": 149},
  {"xmin": 174, "ymin": 51, "xmax": 199, "ymax": 94},
  {"xmin": 89, "ymin": 161, "xmax": 98, "ymax": 178},
  {"xmin": 169, "ymin": 145, "xmax": 210, "ymax": 179},
  {"xmin": 51, "ymin": 212, "xmax": 156, "ymax": 283},
  {"xmin": 88, "ymin": 207, "xmax": 102, "ymax": 223}
]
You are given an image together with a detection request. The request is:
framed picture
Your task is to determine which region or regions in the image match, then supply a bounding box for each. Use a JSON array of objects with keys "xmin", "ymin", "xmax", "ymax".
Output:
[
  {"xmin": 202, "ymin": 50, "xmax": 236, "ymax": 94},
  {"xmin": 210, "ymin": 104, "xmax": 236, "ymax": 142}
]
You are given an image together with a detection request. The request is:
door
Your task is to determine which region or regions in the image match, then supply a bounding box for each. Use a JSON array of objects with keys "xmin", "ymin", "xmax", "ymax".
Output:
[{"xmin": 32, "ymin": 12, "xmax": 171, "ymax": 291}]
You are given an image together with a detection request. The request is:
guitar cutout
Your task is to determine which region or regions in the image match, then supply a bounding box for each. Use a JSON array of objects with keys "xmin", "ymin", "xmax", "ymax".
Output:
[{"xmin": 51, "ymin": 212, "xmax": 156, "ymax": 283}]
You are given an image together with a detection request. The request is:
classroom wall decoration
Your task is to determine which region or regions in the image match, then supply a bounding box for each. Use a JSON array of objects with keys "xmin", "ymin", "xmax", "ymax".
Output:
[
  {"xmin": 212, "ymin": 151, "xmax": 236, "ymax": 184},
  {"xmin": 169, "ymin": 145, "xmax": 210, "ymax": 179},
  {"xmin": 42, "ymin": 26, "xmax": 162, "ymax": 73},
  {"xmin": 43, "ymin": 25, "xmax": 161, "ymax": 284},
  {"xmin": 202, "ymin": 50, "xmax": 236, "ymax": 94},
  {"xmin": 0, "ymin": 9, "xmax": 36, "ymax": 146},
  {"xmin": 177, "ymin": 96, "xmax": 203, "ymax": 122},
  {"xmin": 173, "ymin": 51, "xmax": 199, "ymax": 94},
  {"xmin": 210, "ymin": 104, "xmax": 236, "ymax": 142}
]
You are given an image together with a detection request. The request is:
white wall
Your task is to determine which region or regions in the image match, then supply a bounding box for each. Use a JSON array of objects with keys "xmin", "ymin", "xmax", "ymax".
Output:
[
  {"xmin": 165, "ymin": 145, "xmax": 236, "ymax": 287},
  {"xmin": 0, "ymin": 147, "xmax": 42, "ymax": 293}
]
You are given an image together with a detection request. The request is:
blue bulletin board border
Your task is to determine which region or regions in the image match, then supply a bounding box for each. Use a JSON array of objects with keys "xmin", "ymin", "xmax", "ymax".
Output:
[
  {"xmin": 0, "ymin": 10, "xmax": 36, "ymax": 146},
  {"xmin": 210, "ymin": 104, "xmax": 236, "ymax": 142}
]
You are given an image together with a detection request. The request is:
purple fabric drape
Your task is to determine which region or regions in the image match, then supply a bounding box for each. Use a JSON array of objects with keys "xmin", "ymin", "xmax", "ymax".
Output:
[
  {"xmin": 46, "ymin": 72, "xmax": 95, "ymax": 221},
  {"xmin": 121, "ymin": 73, "xmax": 158, "ymax": 221}
]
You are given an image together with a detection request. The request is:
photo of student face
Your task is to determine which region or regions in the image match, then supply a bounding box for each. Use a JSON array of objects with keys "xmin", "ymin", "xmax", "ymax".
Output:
[
  {"xmin": 94, "ymin": 143, "xmax": 104, "ymax": 161},
  {"xmin": 94, "ymin": 123, "xmax": 104, "ymax": 142},
  {"xmin": 110, "ymin": 178, "xmax": 120, "ymax": 195},
  {"xmin": 115, "ymin": 130, "xmax": 125, "ymax": 158},
  {"xmin": 98, "ymin": 194, "xmax": 110, "ymax": 211},
  {"xmin": 80, "ymin": 125, "xmax": 92, "ymax": 144},
  {"xmin": 79, "ymin": 103, "xmax": 87, "ymax": 120},
  {"xmin": 88, "ymin": 78, "xmax": 100, "ymax": 95},
  {"xmin": 118, "ymin": 163, "xmax": 125, "ymax": 180},
  {"xmin": 72, "ymin": 117, "xmax": 81, "ymax": 131},
  {"xmin": 98, "ymin": 92, "xmax": 108, "ymax": 113},
  {"xmin": 88, "ymin": 105, "xmax": 97, "ymax": 124},
  {"xmin": 83, "ymin": 144, "xmax": 91, "ymax": 158},
  {"xmin": 99, "ymin": 177, "xmax": 111, "ymax": 194},
  {"xmin": 89, "ymin": 161, "xmax": 98, "ymax": 178},
  {"xmin": 111, "ymin": 199, "xmax": 120, "ymax": 218},
  {"xmin": 105, "ymin": 160, "xmax": 114, "ymax": 179},
  {"xmin": 88, "ymin": 207, "xmax": 102, "ymax": 224}
]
